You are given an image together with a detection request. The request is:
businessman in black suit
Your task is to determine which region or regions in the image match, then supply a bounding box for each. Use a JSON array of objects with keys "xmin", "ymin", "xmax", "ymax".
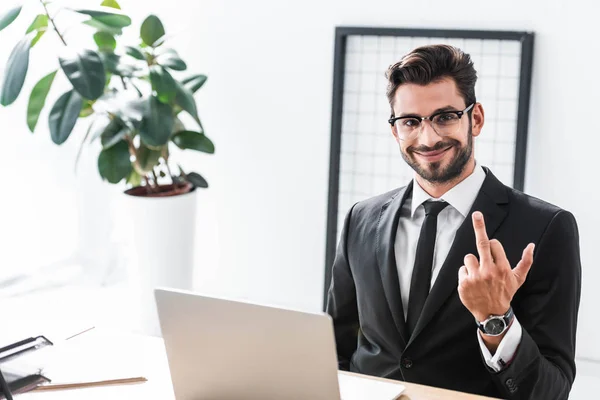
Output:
[{"xmin": 326, "ymin": 45, "xmax": 581, "ymax": 399}]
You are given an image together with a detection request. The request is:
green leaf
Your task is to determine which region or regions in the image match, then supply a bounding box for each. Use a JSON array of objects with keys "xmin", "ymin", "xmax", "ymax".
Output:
[
  {"xmin": 149, "ymin": 65, "xmax": 177, "ymax": 104},
  {"xmin": 99, "ymin": 52, "xmax": 136, "ymax": 77},
  {"xmin": 101, "ymin": 0, "xmax": 121, "ymax": 9},
  {"xmin": 30, "ymin": 30, "xmax": 46, "ymax": 47},
  {"xmin": 0, "ymin": 5, "xmax": 22, "ymax": 32},
  {"xmin": 72, "ymin": 8, "xmax": 131, "ymax": 28},
  {"xmin": 137, "ymin": 145, "xmax": 162, "ymax": 171},
  {"xmin": 99, "ymin": 118, "xmax": 123, "ymax": 143},
  {"xmin": 48, "ymin": 89, "xmax": 83, "ymax": 144},
  {"xmin": 27, "ymin": 70, "xmax": 57, "ymax": 132},
  {"xmin": 140, "ymin": 15, "xmax": 165, "ymax": 47},
  {"xmin": 84, "ymin": 19, "xmax": 123, "ymax": 35},
  {"xmin": 114, "ymin": 97, "xmax": 147, "ymax": 127},
  {"xmin": 100, "ymin": 51, "xmax": 119, "ymax": 73},
  {"xmin": 174, "ymin": 81, "xmax": 200, "ymax": 125},
  {"xmin": 59, "ymin": 48, "xmax": 106, "ymax": 100},
  {"xmin": 101, "ymin": 120, "xmax": 127, "ymax": 149},
  {"xmin": 80, "ymin": 100, "xmax": 94, "ymax": 117},
  {"xmin": 151, "ymin": 36, "xmax": 167, "ymax": 48},
  {"xmin": 186, "ymin": 172, "xmax": 208, "ymax": 188},
  {"xmin": 0, "ymin": 34, "xmax": 33, "ymax": 106},
  {"xmin": 95, "ymin": 92, "xmax": 146, "ymax": 128},
  {"xmin": 126, "ymin": 169, "xmax": 142, "ymax": 187},
  {"xmin": 181, "ymin": 74, "xmax": 207, "ymax": 93},
  {"xmin": 25, "ymin": 14, "xmax": 48, "ymax": 47},
  {"xmin": 26, "ymin": 14, "xmax": 48, "ymax": 33},
  {"xmin": 156, "ymin": 49, "xmax": 186, "ymax": 71},
  {"xmin": 98, "ymin": 140, "xmax": 132, "ymax": 183},
  {"xmin": 172, "ymin": 116, "xmax": 185, "ymax": 133},
  {"xmin": 124, "ymin": 45, "xmax": 145, "ymax": 60},
  {"xmin": 94, "ymin": 31, "xmax": 116, "ymax": 51},
  {"xmin": 172, "ymin": 131, "xmax": 214, "ymax": 153},
  {"xmin": 139, "ymin": 96, "xmax": 173, "ymax": 147}
]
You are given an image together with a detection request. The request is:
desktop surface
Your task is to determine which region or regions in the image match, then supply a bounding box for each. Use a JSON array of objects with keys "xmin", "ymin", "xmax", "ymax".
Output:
[{"xmin": 8, "ymin": 327, "xmax": 499, "ymax": 400}]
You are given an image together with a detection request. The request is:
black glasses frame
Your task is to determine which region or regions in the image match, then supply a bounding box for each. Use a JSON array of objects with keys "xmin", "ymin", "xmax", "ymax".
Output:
[
  {"xmin": 387, "ymin": 103, "xmax": 475, "ymax": 140},
  {"xmin": 387, "ymin": 103, "xmax": 475, "ymax": 128}
]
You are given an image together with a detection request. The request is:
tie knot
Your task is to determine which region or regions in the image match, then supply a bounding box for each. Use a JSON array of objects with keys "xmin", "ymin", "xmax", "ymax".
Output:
[{"xmin": 423, "ymin": 200, "xmax": 448, "ymax": 217}]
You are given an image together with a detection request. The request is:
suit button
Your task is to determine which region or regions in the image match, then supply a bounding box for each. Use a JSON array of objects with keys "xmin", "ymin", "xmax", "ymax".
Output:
[
  {"xmin": 505, "ymin": 378, "xmax": 517, "ymax": 393},
  {"xmin": 402, "ymin": 358, "xmax": 413, "ymax": 369}
]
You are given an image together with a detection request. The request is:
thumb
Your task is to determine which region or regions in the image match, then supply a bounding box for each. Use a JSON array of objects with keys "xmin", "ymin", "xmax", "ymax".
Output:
[{"xmin": 513, "ymin": 243, "xmax": 535, "ymax": 286}]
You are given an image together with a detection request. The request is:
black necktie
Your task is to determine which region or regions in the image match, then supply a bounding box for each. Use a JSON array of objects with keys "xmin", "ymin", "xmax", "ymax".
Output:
[{"xmin": 406, "ymin": 200, "xmax": 449, "ymax": 337}]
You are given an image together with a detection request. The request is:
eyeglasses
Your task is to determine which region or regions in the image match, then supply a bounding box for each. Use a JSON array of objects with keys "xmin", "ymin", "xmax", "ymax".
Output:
[{"xmin": 388, "ymin": 103, "xmax": 475, "ymax": 141}]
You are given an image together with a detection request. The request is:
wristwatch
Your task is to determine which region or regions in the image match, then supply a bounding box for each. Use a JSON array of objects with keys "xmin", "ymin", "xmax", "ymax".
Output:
[{"xmin": 476, "ymin": 307, "xmax": 514, "ymax": 336}]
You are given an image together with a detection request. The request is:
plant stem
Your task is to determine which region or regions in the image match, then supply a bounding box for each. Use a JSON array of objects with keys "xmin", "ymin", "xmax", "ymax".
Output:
[
  {"xmin": 142, "ymin": 175, "xmax": 152, "ymax": 194},
  {"xmin": 151, "ymin": 168, "xmax": 159, "ymax": 186},
  {"xmin": 120, "ymin": 76, "xmax": 128, "ymax": 90},
  {"xmin": 40, "ymin": 0, "xmax": 67, "ymax": 46},
  {"xmin": 165, "ymin": 162, "xmax": 177, "ymax": 185},
  {"xmin": 124, "ymin": 134, "xmax": 144, "ymax": 176},
  {"xmin": 146, "ymin": 173, "xmax": 158, "ymax": 192}
]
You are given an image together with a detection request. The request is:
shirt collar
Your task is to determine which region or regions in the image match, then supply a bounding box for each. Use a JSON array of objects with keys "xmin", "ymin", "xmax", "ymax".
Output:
[{"xmin": 411, "ymin": 161, "xmax": 486, "ymax": 218}]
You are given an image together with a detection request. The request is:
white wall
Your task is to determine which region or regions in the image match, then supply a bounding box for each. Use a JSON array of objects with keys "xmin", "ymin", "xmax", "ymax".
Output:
[
  {"xmin": 141, "ymin": 0, "xmax": 600, "ymax": 360},
  {"xmin": 2, "ymin": 0, "xmax": 599, "ymax": 391}
]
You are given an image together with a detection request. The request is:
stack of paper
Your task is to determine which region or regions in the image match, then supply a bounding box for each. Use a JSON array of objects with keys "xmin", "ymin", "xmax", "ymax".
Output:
[{"xmin": 338, "ymin": 372, "xmax": 405, "ymax": 400}]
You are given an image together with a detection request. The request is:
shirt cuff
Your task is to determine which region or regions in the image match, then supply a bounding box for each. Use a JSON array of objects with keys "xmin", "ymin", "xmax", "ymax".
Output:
[{"xmin": 477, "ymin": 316, "xmax": 522, "ymax": 372}]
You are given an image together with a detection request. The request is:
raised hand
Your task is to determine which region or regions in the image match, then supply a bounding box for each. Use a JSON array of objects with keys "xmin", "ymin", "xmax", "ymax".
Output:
[{"xmin": 457, "ymin": 211, "xmax": 535, "ymax": 323}]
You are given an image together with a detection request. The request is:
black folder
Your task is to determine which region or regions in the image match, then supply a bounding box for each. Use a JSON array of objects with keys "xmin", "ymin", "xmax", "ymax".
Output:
[{"xmin": 0, "ymin": 336, "xmax": 53, "ymax": 398}]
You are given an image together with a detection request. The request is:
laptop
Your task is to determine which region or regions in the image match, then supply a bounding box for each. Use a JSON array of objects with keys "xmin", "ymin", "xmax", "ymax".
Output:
[{"xmin": 154, "ymin": 288, "xmax": 342, "ymax": 400}]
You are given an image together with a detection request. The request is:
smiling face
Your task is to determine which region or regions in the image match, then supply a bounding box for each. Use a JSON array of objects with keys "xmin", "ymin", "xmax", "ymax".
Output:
[{"xmin": 391, "ymin": 77, "xmax": 483, "ymax": 185}]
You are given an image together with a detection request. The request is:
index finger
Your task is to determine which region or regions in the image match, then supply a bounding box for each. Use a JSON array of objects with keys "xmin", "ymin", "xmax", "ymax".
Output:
[{"xmin": 472, "ymin": 211, "xmax": 492, "ymax": 264}]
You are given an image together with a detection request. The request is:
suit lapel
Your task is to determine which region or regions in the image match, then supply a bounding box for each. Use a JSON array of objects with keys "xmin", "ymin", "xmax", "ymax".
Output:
[
  {"xmin": 406, "ymin": 169, "xmax": 509, "ymax": 347},
  {"xmin": 376, "ymin": 181, "xmax": 413, "ymax": 346}
]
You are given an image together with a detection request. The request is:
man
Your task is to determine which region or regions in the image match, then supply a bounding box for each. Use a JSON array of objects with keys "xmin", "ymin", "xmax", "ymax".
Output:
[{"xmin": 326, "ymin": 45, "xmax": 581, "ymax": 400}]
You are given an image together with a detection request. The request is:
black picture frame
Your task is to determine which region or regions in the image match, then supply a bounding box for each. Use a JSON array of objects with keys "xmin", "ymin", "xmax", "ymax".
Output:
[{"xmin": 323, "ymin": 27, "xmax": 535, "ymax": 309}]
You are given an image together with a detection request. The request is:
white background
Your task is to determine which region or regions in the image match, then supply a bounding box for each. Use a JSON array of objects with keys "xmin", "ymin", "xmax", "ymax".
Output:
[{"xmin": 0, "ymin": 0, "xmax": 598, "ymax": 395}]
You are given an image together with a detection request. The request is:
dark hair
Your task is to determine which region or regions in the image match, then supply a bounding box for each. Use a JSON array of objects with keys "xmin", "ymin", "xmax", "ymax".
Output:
[{"xmin": 385, "ymin": 45, "xmax": 477, "ymax": 116}]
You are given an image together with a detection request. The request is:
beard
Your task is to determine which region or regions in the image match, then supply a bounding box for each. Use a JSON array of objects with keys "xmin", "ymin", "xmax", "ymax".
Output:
[{"xmin": 400, "ymin": 128, "xmax": 473, "ymax": 184}]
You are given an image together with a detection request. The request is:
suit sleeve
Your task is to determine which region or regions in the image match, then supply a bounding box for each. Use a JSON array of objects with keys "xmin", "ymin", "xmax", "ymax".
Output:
[
  {"xmin": 325, "ymin": 204, "xmax": 359, "ymax": 371},
  {"xmin": 488, "ymin": 210, "xmax": 582, "ymax": 400}
]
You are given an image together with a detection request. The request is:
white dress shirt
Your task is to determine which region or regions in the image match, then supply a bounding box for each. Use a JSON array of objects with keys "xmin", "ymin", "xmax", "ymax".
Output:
[{"xmin": 394, "ymin": 163, "xmax": 521, "ymax": 372}]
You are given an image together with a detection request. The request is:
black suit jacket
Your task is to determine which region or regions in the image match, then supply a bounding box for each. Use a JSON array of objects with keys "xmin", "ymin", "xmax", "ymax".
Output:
[{"xmin": 326, "ymin": 168, "xmax": 581, "ymax": 399}]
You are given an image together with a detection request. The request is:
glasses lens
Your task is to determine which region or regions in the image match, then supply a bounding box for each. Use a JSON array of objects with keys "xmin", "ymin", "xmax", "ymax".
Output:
[
  {"xmin": 394, "ymin": 118, "xmax": 420, "ymax": 140},
  {"xmin": 432, "ymin": 112, "xmax": 461, "ymax": 136}
]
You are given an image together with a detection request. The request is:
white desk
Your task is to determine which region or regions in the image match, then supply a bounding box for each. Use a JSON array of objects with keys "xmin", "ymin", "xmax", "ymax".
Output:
[
  {"xmin": 0, "ymin": 286, "xmax": 507, "ymax": 399},
  {"xmin": 17, "ymin": 328, "xmax": 175, "ymax": 400},
  {"xmin": 6, "ymin": 327, "xmax": 496, "ymax": 400}
]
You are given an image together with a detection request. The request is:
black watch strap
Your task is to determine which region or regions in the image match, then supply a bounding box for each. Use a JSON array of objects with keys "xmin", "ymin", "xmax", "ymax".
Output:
[{"xmin": 477, "ymin": 306, "xmax": 514, "ymax": 334}]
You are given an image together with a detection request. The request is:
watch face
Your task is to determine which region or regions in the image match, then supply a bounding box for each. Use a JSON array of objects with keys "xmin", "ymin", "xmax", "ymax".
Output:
[{"xmin": 484, "ymin": 318, "xmax": 506, "ymax": 335}]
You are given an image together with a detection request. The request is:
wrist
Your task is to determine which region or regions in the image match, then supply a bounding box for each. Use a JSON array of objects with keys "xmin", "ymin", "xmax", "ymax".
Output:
[
  {"xmin": 476, "ymin": 306, "xmax": 514, "ymax": 337},
  {"xmin": 474, "ymin": 306, "xmax": 511, "ymax": 323},
  {"xmin": 480, "ymin": 317, "xmax": 514, "ymax": 353}
]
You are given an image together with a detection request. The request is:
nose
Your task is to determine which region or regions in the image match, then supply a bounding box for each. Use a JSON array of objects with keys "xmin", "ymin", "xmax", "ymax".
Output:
[{"xmin": 417, "ymin": 120, "xmax": 440, "ymax": 147}]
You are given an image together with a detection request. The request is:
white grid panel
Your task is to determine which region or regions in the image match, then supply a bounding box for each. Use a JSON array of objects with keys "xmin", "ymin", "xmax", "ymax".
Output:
[{"xmin": 338, "ymin": 35, "xmax": 522, "ymax": 239}]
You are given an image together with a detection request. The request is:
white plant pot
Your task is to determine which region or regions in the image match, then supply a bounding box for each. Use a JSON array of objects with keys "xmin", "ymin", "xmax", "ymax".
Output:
[{"xmin": 121, "ymin": 186, "xmax": 198, "ymax": 336}]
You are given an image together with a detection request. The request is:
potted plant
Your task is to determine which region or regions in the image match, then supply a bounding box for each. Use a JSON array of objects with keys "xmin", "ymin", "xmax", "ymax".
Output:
[{"xmin": 0, "ymin": 0, "xmax": 214, "ymax": 335}]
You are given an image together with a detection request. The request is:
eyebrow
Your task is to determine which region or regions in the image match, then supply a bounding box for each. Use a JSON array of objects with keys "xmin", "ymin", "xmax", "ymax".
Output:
[{"xmin": 397, "ymin": 105, "xmax": 460, "ymax": 118}]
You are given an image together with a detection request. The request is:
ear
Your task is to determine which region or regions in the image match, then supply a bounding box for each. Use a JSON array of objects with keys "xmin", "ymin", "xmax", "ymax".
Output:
[{"xmin": 471, "ymin": 103, "xmax": 485, "ymax": 138}]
